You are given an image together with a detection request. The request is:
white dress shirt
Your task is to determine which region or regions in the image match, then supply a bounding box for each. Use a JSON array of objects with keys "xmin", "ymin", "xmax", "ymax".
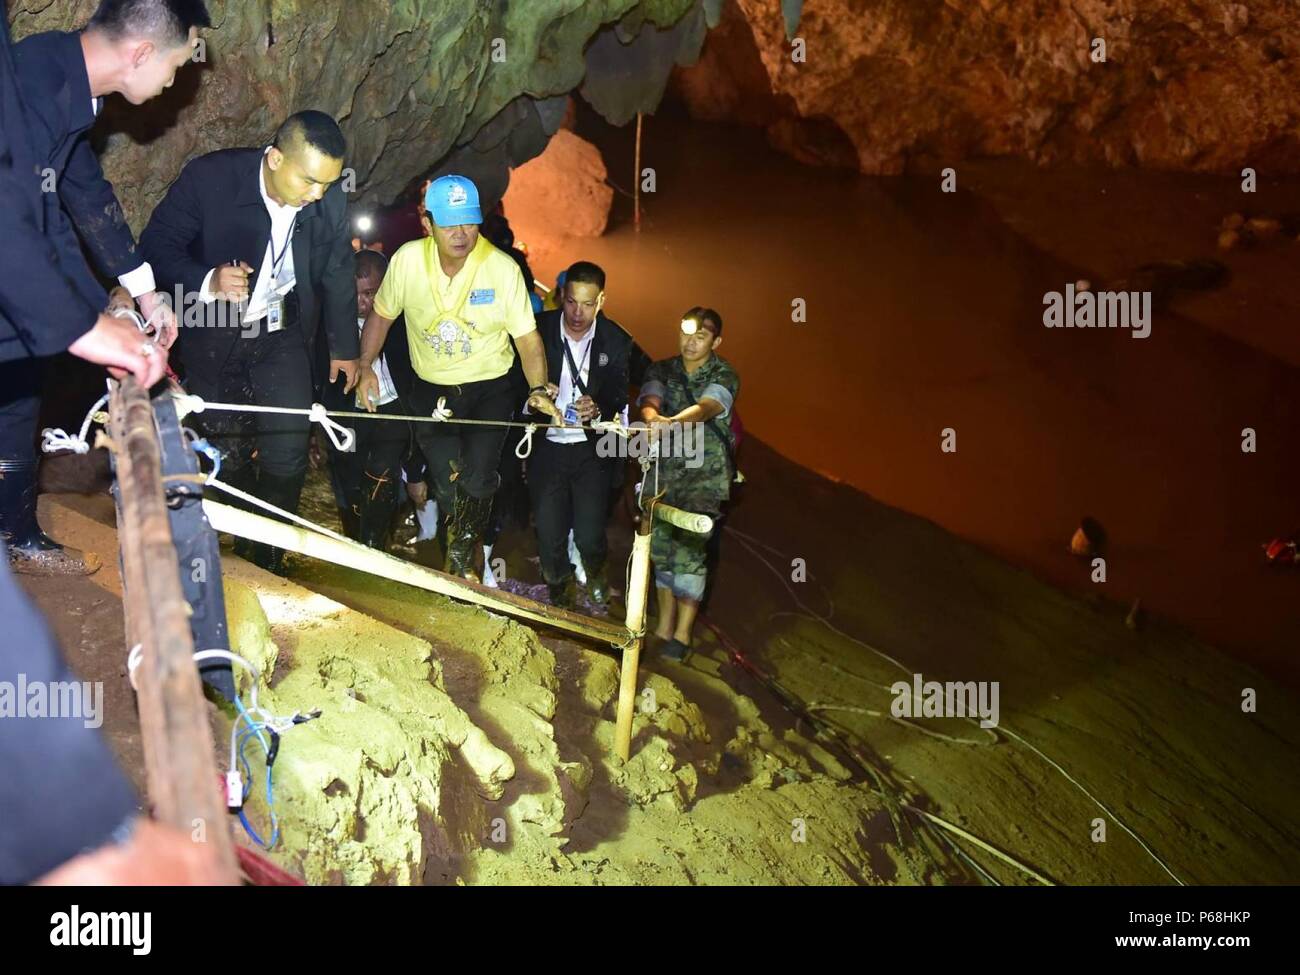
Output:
[
  {"xmin": 359, "ymin": 317, "xmax": 399, "ymax": 407},
  {"xmin": 548, "ymin": 316, "xmax": 594, "ymax": 444},
  {"xmin": 200, "ymin": 148, "xmax": 302, "ymax": 323}
]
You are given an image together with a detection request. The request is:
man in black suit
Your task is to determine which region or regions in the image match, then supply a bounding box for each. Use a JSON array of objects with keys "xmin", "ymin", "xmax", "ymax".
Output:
[
  {"xmin": 529, "ymin": 261, "xmax": 632, "ymax": 607},
  {"xmin": 140, "ymin": 110, "xmax": 361, "ymax": 574},
  {"xmin": 0, "ymin": 0, "xmax": 226, "ymax": 884},
  {"xmin": 1, "ymin": 0, "xmax": 206, "ymax": 575}
]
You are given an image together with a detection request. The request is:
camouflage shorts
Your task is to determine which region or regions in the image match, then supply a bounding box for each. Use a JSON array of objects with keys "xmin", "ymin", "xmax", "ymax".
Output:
[{"xmin": 649, "ymin": 493, "xmax": 722, "ymax": 600}]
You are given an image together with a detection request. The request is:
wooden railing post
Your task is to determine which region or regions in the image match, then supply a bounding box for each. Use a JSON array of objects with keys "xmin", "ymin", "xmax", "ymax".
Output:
[{"xmin": 108, "ymin": 377, "xmax": 239, "ymax": 882}]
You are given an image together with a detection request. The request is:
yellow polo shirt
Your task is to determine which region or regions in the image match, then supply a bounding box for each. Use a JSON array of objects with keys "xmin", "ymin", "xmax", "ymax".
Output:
[{"xmin": 373, "ymin": 234, "xmax": 536, "ymax": 385}]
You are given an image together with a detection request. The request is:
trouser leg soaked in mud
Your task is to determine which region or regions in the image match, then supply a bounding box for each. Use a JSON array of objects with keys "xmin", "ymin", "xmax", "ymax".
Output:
[
  {"xmin": 407, "ymin": 372, "xmax": 514, "ymax": 577},
  {"xmin": 184, "ymin": 321, "xmax": 312, "ymax": 573}
]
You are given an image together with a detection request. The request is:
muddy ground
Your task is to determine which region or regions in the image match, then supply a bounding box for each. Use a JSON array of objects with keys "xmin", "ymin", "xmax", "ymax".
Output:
[{"xmin": 26, "ymin": 423, "xmax": 1300, "ymax": 883}]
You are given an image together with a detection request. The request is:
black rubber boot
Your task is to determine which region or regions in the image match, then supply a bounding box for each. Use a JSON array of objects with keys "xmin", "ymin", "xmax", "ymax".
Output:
[
  {"xmin": 339, "ymin": 504, "xmax": 361, "ymax": 542},
  {"xmin": 445, "ymin": 487, "xmax": 492, "ymax": 582},
  {"xmin": 358, "ymin": 468, "xmax": 398, "ymax": 550},
  {"xmin": 0, "ymin": 456, "xmax": 98, "ymax": 575},
  {"xmin": 547, "ymin": 576, "xmax": 575, "ymax": 609},
  {"xmin": 253, "ymin": 469, "xmax": 307, "ymax": 576},
  {"xmin": 222, "ymin": 462, "xmax": 261, "ymax": 563},
  {"xmin": 586, "ymin": 559, "xmax": 610, "ymax": 607}
]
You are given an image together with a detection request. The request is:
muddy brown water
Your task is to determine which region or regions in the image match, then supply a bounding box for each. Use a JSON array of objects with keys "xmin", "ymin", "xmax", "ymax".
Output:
[{"xmin": 506, "ymin": 101, "xmax": 1300, "ymax": 687}]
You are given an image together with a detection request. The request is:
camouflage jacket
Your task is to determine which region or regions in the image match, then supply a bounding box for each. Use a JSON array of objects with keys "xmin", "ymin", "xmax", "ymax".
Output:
[{"xmin": 638, "ymin": 353, "xmax": 741, "ymax": 504}]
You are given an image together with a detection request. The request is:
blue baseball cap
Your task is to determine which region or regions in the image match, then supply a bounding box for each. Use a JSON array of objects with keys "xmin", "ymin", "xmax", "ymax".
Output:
[{"xmin": 425, "ymin": 175, "xmax": 482, "ymax": 227}]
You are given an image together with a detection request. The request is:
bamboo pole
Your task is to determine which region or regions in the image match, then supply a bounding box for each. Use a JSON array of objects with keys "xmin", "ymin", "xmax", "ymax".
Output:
[
  {"xmin": 615, "ymin": 522, "xmax": 654, "ymax": 761},
  {"xmin": 203, "ymin": 500, "xmax": 629, "ymax": 646},
  {"xmin": 649, "ymin": 501, "xmax": 712, "ymax": 535},
  {"xmin": 109, "ymin": 377, "xmax": 239, "ymax": 883},
  {"xmin": 634, "ymin": 111, "xmax": 643, "ymax": 232}
]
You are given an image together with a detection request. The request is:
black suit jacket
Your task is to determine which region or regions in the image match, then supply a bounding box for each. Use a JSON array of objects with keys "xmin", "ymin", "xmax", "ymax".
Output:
[
  {"xmin": 0, "ymin": 17, "xmax": 101, "ymax": 361},
  {"xmin": 12, "ymin": 32, "xmax": 143, "ymax": 286},
  {"xmin": 0, "ymin": 6, "xmax": 139, "ymax": 883},
  {"xmin": 533, "ymin": 309, "xmax": 633, "ymax": 424},
  {"xmin": 140, "ymin": 147, "xmax": 359, "ymax": 382}
]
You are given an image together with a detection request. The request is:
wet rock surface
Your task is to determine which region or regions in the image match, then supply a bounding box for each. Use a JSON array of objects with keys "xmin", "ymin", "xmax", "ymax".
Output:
[
  {"xmin": 8, "ymin": 0, "xmax": 702, "ymax": 225},
  {"xmin": 673, "ymin": 0, "xmax": 1300, "ymax": 174}
]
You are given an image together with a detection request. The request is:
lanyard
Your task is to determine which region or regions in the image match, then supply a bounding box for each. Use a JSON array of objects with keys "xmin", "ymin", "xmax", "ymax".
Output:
[
  {"xmin": 562, "ymin": 330, "xmax": 593, "ymax": 398},
  {"xmin": 267, "ymin": 214, "xmax": 298, "ymax": 283}
]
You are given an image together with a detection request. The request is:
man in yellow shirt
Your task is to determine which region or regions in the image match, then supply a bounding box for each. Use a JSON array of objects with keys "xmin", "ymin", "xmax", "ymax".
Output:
[{"xmin": 356, "ymin": 175, "xmax": 558, "ymax": 579}]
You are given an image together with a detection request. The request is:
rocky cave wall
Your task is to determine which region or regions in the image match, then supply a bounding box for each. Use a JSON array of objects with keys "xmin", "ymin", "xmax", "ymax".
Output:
[
  {"xmin": 674, "ymin": 0, "xmax": 1300, "ymax": 174},
  {"xmin": 8, "ymin": 0, "xmax": 710, "ymax": 230}
]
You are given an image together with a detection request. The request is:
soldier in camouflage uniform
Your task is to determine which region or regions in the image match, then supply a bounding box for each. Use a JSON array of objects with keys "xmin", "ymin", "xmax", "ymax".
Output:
[{"xmin": 637, "ymin": 307, "xmax": 739, "ymax": 660}]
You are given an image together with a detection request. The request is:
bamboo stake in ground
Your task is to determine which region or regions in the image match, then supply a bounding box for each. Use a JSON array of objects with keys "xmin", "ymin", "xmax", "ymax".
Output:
[
  {"xmin": 615, "ymin": 516, "xmax": 654, "ymax": 761},
  {"xmin": 612, "ymin": 497, "xmax": 712, "ymax": 761},
  {"xmin": 109, "ymin": 377, "xmax": 238, "ymax": 883}
]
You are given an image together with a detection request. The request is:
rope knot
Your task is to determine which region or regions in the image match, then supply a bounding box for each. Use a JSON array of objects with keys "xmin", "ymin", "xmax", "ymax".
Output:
[
  {"xmin": 309, "ymin": 402, "xmax": 356, "ymax": 453},
  {"xmin": 515, "ymin": 423, "xmax": 539, "ymax": 459},
  {"xmin": 591, "ymin": 417, "xmax": 630, "ymax": 438},
  {"xmin": 39, "ymin": 392, "xmax": 110, "ymax": 456},
  {"xmin": 174, "ymin": 393, "xmax": 206, "ymax": 419},
  {"xmin": 40, "ymin": 428, "xmax": 91, "ymax": 455},
  {"xmin": 430, "ymin": 397, "xmax": 454, "ymax": 422}
]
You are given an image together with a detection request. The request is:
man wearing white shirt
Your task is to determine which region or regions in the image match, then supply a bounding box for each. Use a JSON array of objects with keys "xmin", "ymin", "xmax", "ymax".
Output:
[
  {"xmin": 141, "ymin": 110, "xmax": 360, "ymax": 574},
  {"xmin": 527, "ymin": 262, "xmax": 633, "ymax": 608},
  {"xmin": 1, "ymin": 1, "xmax": 205, "ymax": 575}
]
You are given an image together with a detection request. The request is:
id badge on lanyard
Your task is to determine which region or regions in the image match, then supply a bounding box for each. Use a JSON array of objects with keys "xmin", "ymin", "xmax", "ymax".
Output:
[
  {"xmin": 266, "ymin": 292, "xmax": 284, "ymax": 333},
  {"xmin": 266, "ymin": 218, "xmax": 296, "ymax": 333},
  {"xmin": 562, "ymin": 335, "xmax": 591, "ymax": 425}
]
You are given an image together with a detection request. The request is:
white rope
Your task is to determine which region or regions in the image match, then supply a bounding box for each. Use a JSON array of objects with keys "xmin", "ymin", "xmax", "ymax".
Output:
[
  {"xmin": 175, "ymin": 393, "xmax": 361, "ymax": 453},
  {"xmin": 173, "ymin": 392, "xmax": 614, "ymax": 433},
  {"xmin": 590, "ymin": 416, "xmax": 631, "ymax": 438},
  {"xmin": 207, "ymin": 475, "xmax": 354, "ymax": 546},
  {"xmin": 308, "ymin": 402, "xmax": 356, "ymax": 453},
  {"xmin": 174, "ymin": 392, "xmax": 205, "ymax": 420},
  {"xmin": 515, "ymin": 423, "xmax": 539, "ymax": 459},
  {"xmin": 111, "ymin": 306, "xmax": 147, "ymax": 329},
  {"xmin": 998, "ymin": 726, "xmax": 1186, "ymax": 886},
  {"xmin": 40, "ymin": 392, "xmax": 110, "ymax": 455}
]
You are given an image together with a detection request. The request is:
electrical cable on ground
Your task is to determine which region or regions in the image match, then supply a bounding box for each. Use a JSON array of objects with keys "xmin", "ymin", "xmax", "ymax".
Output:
[{"xmin": 711, "ymin": 526, "xmax": 1185, "ymax": 885}]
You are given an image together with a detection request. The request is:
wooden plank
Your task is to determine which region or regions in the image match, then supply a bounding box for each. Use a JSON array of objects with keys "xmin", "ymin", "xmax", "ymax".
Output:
[
  {"xmin": 109, "ymin": 377, "xmax": 239, "ymax": 882},
  {"xmin": 203, "ymin": 499, "xmax": 631, "ymax": 646}
]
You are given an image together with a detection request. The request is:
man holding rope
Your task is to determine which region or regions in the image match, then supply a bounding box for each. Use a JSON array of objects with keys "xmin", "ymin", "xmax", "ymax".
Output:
[
  {"xmin": 0, "ymin": 0, "xmax": 227, "ymax": 884},
  {"xmin": 638, "ymin": 307, "xmax": 740, "ymax": 660},
  {"xmin": 356, "ymin": 175, "xmax": 560, "ymax": 581},
  {"xmin": 1, "ymin": 0, "xmax": 203, "ymax": 575},
  {"xmin": 141, "ymin": 110, "xmax": 361, "ymax": 575},
  {"xmin": 528, "ymin": 261, "xmax": 633, "ymax": 609}
]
